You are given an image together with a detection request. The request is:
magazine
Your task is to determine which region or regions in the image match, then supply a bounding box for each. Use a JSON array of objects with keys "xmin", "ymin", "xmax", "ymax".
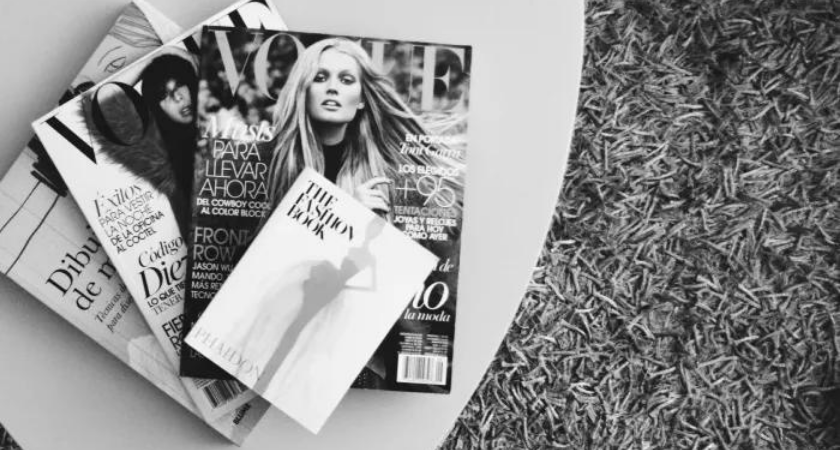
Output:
[
  {"xmin": 0, "ymin": 1, "xmax": 269, "ymax": 444},
  {"xmin": 186, "ymin": 168, "xmax": 437, "ymax": 433},
  {"xmin": 183, "ymin": 26, "xmax": 470, "ymax": 392},
  {"xmin": 30, "ymin": 0, "xmax": 286, "ymax": 422}
]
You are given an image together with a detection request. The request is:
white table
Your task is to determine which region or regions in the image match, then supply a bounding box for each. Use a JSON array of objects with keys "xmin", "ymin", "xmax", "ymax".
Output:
[{"xmin": 0, "ymin": 0, "xmax": 583, "ymax": 448}]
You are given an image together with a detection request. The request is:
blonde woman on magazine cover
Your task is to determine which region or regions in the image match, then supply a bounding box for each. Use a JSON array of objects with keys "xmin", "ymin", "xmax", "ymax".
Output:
[{"xmin": 265, "ymin": 37, "xmax": 464, "ymax": 222}]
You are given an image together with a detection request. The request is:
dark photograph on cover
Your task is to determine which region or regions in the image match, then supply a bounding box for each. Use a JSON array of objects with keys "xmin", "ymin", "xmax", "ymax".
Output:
[
  {"xmin": 183, "ymin": 26, "xmax": 470, "ymax": 393},
  {"xmin": 87, "ymin": 47, "xmax": 198, "ymax": 236}
]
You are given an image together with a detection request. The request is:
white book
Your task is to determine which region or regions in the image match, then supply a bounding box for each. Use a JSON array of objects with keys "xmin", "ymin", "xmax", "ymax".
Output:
[
  {"xmin": 31, "ymin": 0, "xmax": 286, "ymax": 423},
  {"xmin": 187, "ymin": 168, "xmax": 438, "ymax": 433}
]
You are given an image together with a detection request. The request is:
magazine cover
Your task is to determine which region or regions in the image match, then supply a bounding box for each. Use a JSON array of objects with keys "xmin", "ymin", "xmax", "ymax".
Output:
[
  {"xmin": 0, "ymin": 1, "xmax": 269, "ymax": 444},
  {"xmin": 30, "ymin": 0, "xmax": 286, "ymax": 422},
  {"xmin": 183, "ymin": 26, "xmax": 469, "ymax": 392},
  {"xmin": 186, "ymin": 168, "xmax": 438, "ymax": 433}
]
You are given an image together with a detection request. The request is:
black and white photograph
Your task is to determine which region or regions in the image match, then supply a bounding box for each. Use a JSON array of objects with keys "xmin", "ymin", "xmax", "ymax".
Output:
[{"xmin": 12, "ymin": 0, "xmax": 839, "ymax": 449}]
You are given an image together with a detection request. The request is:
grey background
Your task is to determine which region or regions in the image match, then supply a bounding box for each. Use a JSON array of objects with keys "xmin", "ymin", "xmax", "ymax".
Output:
[{"xmin": 0, "ymin": 0, "xmax": 583, "ymax": 449}]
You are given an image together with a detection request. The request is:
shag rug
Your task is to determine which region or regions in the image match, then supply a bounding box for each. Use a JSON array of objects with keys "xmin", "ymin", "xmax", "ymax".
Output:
[{"xmin": 441, "ymin": 0, "xmax": 840, "ymax": 448}]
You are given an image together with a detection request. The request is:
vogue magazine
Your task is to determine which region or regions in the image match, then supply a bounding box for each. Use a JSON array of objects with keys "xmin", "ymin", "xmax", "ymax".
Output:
[
  {"xmin": 0, "ymin": 1, "xmax": 267, "ymax": 443},
  {"xmin": 30, "ymin": 0, "xmax": 285, "ymax": 422},
  {"xmin": 183, "ymin": 26, "xmax": 470, "ymax": 393}
]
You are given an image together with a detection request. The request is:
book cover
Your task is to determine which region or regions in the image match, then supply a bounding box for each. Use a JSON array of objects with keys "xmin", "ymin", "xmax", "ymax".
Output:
[
  {"xmin": 30, "ymin": 0, "xmax": 285, "ymax": 422},
  {"xmin": 183, "ymin": 26, "xmax": 469, "ymax": 392},
  {"xmin": 186, "ymin": 168, "xmax": 437, "ymax": 433},
  {"xmin": 0, "ymin": 1, "xmax": 268, "ymax": 444}
]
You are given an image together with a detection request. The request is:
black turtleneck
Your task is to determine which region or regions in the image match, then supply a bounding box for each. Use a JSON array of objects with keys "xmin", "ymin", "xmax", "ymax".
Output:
[{"xmin": 323, "ymin": 142, "xmax": 346, "ymax": 184}]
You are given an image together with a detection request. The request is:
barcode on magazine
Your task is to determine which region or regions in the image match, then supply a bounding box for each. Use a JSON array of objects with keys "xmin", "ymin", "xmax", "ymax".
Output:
[
  {"xmin": 195, "ymin": 379, "xmax": 246, "ymax": 408},
  {"xmin": 397, "ymin": 353, "xmax": 447, "ymax": 385}
]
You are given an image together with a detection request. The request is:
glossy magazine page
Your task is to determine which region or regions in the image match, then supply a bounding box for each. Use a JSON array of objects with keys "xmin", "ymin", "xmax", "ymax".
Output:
[
  {"xmin": 0, "ymin": 1, "xmax": 268, "ymax": 444},
  {"xmin": 184, "ymin": 26, "xmax": 470, "ymax": 392},
  {"xmin": 186, "ymin": 168, "xmax": 437, "ymax": 433},
  {"xmin": 31, "ymin": 0, "xmax": 285, "ymax": 423}
]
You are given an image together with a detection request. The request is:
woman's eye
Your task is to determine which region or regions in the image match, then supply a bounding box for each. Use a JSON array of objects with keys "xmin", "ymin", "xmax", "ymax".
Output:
[
  {"xmin": 313, "ymin": 72, "xmax": 327, "ymax": 82},
  {"xmin": 104, "ymin": 56, "xmax": 127, "ymax": 74},
  {"xmin": 341, "ymin": 76, "xmax": 355, "ymax": 84}
]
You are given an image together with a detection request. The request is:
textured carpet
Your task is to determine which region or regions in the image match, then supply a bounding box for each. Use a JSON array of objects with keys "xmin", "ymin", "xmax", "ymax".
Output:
[{"xmin": 441, "ymin": 0, "xmax": 840, "ymax": 448}]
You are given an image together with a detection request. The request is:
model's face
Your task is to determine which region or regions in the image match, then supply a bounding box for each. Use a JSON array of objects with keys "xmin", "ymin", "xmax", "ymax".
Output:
[
  {"xmin": 159, "ymin": 80, "xmax": 193, "ymax": 124},
  {"xmin": 306, "ymin": 49, "xmax": 363, "ymax": 125}
]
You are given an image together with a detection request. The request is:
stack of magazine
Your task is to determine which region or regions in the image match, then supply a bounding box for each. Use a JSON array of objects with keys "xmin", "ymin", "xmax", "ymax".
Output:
[{"xmin": 2, "ymin": 0, "xmax": 470, "ymax": 443}]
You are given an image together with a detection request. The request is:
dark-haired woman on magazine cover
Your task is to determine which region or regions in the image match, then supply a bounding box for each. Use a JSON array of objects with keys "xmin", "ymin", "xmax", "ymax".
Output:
[{"xmin": 91, "ymin": 47, "xmax": 198, "ymax": 236}]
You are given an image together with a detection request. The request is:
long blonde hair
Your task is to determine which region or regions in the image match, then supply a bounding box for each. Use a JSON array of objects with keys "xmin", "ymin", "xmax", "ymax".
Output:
[{"xmin": 266, "ymin": 38, "xmax": 465, "ymax": 222}]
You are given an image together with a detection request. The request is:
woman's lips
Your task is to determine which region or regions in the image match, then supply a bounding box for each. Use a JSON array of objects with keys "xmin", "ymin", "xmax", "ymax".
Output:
[
  {"xmin": 321, "ymin": 99, "xmax": 341, "ymax": 110},
  {"xmin": 180, "ymin": 106, "xmax": 192, "ymax": 117}
]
